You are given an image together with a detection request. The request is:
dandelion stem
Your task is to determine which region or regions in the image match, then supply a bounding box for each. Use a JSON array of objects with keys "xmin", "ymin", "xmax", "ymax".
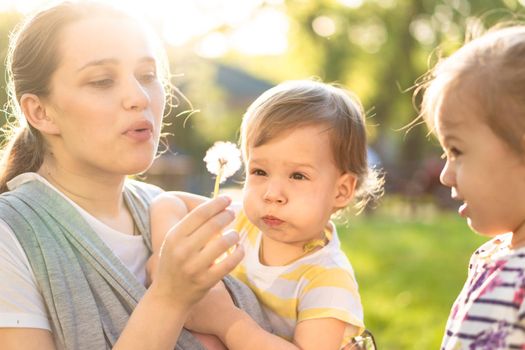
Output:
[{"xmin": 212, "ymin": 165, "xmax": 225, "ymax": 198}]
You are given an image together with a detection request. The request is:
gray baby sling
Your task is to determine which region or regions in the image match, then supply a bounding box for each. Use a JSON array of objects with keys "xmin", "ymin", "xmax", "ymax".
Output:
[{"xmin": 0, "ymin": 180, "xmax": 270, "ymax": 349}]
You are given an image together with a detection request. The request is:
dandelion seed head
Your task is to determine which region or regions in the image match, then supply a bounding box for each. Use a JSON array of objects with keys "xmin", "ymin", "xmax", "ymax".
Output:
[{"xmin": 203, "ymin": 141, "xmax": 242, "ymax": 183}]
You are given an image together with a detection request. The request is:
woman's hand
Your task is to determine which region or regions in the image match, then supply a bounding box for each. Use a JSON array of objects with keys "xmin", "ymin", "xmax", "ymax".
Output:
[
  {"xmin": 117, "ymin": 196, "xmax": 243, "ymax": 350},
  {"xmin": 149, "ymin": 195, "xmax": 244, "ymax": 311}
]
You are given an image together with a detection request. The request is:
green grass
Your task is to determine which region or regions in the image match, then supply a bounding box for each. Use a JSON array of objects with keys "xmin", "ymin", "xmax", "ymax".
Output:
[{"xmin": 337, "ymin": 199, "xmax": 487, "ymax": 350}]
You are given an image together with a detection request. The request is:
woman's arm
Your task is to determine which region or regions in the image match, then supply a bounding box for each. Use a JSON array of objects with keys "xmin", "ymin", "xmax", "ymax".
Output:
[
  {"xmin": 116, "ymin": 195, "xmax": 244, "ymax": 350},
  {"xmin": 0, "ymin": 196, "xmax": 240, "ymax": 350},
  {"xmin": 0, "ymin": 329, "xmax": 56, "ymax": 349}
]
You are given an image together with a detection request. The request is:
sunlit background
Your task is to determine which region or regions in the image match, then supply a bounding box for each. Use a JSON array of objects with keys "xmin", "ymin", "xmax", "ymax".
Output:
[{"xmin": 1, "ymin": 1, "xmax": 524, "ymax": 349}]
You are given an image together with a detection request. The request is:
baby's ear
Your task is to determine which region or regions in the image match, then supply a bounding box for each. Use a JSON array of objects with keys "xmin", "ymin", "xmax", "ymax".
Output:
[
  {"xmin": 20, "ymin": 93, "xmax": 60, "ymax": 135},
  {"xmin": 334, "ymin": 173, "xmax": 357, "ymax": 209}
]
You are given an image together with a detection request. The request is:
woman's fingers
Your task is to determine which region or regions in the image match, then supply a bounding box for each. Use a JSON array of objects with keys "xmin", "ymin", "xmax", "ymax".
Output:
[
  {"xmin": 207, "ymin": 244, "xmax": 244, "ymax": 282},
  {"xmin": 155, "ymin": 195, "xmax": 244, "ymax": 302},
  {"xmin": 190, "ymin": 230, "xmax": 240, "ymax": 272},
  {"xmin": 174, "ymin": 231, "xmax": 243, "ymax": 288},
  {"xmin": 163, "ymin": 196, "xmax": 233, "ymax": 254}
]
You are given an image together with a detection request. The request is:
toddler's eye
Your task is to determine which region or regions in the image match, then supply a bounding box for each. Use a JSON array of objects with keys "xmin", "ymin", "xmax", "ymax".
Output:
[
  {"xmin": 450, "ymin": 147, "xmax": 462, "ymax": 157},
  {"xmin": 251, "ymin": 168, "xmax": 267, "ymax": 176},
  {"xmin": 442, "ymin": 147, "xmax": 462, "ymax": 161}
]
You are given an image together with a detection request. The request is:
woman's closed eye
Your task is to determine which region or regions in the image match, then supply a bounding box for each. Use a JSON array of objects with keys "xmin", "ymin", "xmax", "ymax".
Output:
[
  {"xmin": 138, "ymin": 71, "xmax": 157, "ymax": 84},
  {"xmin": 89, "ymin": 78, "xmax": 114, "ymax": 88},
  {"xmin": 290, "ymin": 172, "xmax": 308, "ymax": 180}
]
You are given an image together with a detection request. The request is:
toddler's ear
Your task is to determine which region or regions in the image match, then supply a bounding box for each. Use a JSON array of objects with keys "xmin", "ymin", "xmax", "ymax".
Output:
[
  {"xmin": 334, "ymin": 173, "xmax": 357, "ymax": 209},
  {"xmin": 20, "ymin": 93, "xmax": 60, "ymax": 135}
]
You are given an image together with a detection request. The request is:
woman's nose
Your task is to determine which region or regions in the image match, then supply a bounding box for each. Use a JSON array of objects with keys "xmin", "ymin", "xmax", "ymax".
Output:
[{"xmin": 122, "ymin": 77, "xmax": 150, "ymax": 111}]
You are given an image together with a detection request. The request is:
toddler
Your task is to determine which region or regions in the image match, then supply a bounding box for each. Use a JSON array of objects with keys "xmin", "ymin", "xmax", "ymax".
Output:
[
  {"xmin": 149, "ymin": 80, "xmax": 382, "ymax": 349},
  {"xmin": 419, "ymin": 25, "xmax": 525, "ymax": 349}
]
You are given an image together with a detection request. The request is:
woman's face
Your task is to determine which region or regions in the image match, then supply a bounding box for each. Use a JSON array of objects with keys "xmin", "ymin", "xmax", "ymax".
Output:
[{"xmin": 42, "ymin": 17, "xmax": 166, "ymax": 177}]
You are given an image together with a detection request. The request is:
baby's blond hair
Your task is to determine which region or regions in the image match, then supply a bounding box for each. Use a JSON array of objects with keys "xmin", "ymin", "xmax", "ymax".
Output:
[
  {"xmin": 420, "ymin": 25, "xmax": 525, "ymax": 154},
  {"xmin": 240, "ymin": 79, "xmax": 383, "ymax": 212}
]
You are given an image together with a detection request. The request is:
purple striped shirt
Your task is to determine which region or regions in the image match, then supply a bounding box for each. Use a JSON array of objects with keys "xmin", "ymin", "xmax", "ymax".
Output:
[{"xmin": 441, "ymin": 233, "xmax": 525, "ymax": 350}]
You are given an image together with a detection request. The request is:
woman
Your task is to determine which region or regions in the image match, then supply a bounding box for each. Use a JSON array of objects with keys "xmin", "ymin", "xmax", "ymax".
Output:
[{"xmin": 0, "ymin": 1, "xmax": 268, "ymax": 349}]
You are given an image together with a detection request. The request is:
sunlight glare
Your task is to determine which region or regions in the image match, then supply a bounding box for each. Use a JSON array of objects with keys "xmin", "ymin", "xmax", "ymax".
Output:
[
  {"xmin": 230, "ymin": 8, "xmax": 288, "ymax": 55},
  {"xmin": 161, "ymin": 1, "xmax": 222, "ymax": 47},
  {"xmin": 196, "ymin": 32, "xmax": 229, "ymax": 58},
  {"xmin": 0, "ymin": 0, "xmax": 289, "ymax": 56},
  {"xmin": 196, "ymin": 0, "xmax": 263, "ymax": 27},
  {"xmin": 0, "ymin": 0, "xmax": 51, "ymax": 13}
]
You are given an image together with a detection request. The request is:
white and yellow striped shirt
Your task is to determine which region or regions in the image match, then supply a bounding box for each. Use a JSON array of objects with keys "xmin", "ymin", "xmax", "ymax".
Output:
[{"xmin": 232, "ymin": 212, "xmax": 364, "ymax": 348}]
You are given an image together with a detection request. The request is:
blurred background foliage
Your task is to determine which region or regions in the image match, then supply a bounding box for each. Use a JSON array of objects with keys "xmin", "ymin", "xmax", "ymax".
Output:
[{"xmin": 1, "ymin": 0, "xmax": 524, "ymax": 348}]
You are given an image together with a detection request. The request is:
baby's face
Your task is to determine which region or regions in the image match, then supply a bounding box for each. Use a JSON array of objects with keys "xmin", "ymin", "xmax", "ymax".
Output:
[
  {"xmin": 435, "ymin": 91, "xmax": 525, "ymax": 240},
  {"xmin": 242, "ymin": 125, "xmax": 353, "ymax": 249}
]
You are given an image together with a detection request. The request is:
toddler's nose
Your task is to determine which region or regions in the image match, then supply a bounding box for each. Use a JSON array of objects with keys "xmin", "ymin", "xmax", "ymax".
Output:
[{"xmin": 263, "ymin": 182, "xmax": 287, "ymax": 204}]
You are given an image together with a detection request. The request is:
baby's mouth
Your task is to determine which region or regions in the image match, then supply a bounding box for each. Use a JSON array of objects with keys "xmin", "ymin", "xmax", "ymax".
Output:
[{"xmin": 262, "ymin": 215, "xmax": 284, "ymax": 227}]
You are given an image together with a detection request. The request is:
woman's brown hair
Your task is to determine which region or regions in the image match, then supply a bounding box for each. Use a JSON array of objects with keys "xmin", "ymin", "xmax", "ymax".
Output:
[{"xmin": 1, "ymin": 1, "xmax": 169, "ymax": 192}]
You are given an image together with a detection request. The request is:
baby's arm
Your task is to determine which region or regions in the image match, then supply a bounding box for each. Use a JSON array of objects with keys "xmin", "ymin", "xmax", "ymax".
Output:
[
  {"xmin": 148, "ymin": 191, "xmax": 213, "ymax": 286},
  {"xmin": 295, "ymin": 319, "xmax": 358, "ymax": 350},
  {"xmin": 225, "ymin": 317, "xmax": 354, "ymax": 350},
  {"xmin": 148, "ymin": 192, "xmax": 189, "ymax": 286},
  {"xmin": 185, "ymin": 283, "xmax": 353, "ymax": 350}
]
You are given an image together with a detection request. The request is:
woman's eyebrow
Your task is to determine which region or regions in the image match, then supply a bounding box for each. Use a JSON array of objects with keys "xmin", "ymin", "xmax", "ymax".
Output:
[
  {"xmin": 77, "ymin": 58, "xmax": 118, "ymax": 72},
  {"xmin": 77, "ymin": 56, "xmax": 155, "ymax": 72}
]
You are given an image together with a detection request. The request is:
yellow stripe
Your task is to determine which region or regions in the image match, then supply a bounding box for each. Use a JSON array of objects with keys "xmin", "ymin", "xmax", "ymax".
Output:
[
  {"xmin": 280, "ymin": 266, "xmax": 358, "ymax": 294},
  {"xmin": 231, "ymin": 271, "xmax": 299, "ymax": 320},
  {"xmin": 231, "ymin": 264, "xmax": 248, "ymax": 285},
  {"xmin": 231, "ymin": 264, "xmax": 297, "ymax": 321},
  {"xmin": 234, "ymin": 210, "xmax": 258, "ymax": 246},
  {"xmin": 252, "ymin": 286, "xmax": 298, "ymax": 320}
]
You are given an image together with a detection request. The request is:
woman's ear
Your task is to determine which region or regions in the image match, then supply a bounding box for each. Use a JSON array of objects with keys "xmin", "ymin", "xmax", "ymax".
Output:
[
  {"xmin": 19, "ymin": 93, "xmax": 60, "ymax": 135},
  {"xmin": 334, "ymin": 173, "xmax": 357, "ymax": 209}
]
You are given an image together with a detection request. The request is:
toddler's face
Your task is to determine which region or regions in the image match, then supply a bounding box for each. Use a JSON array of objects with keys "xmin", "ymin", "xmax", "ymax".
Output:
[
  {"xmin": 242, "ymin": 124, "xmax": 354, "ymax": 249},
  {"xmin": 435, "ymin": 92, "xmax": 525, "ymax": 240}
]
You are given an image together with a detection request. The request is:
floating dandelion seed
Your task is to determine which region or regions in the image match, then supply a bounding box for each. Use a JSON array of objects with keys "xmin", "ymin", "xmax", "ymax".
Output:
[{"xmin": 204, "ymin": 141, "xmax": 242, "ymax": 198}]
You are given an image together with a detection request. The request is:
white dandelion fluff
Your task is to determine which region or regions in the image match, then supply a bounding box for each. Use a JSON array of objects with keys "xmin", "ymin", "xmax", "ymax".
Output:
[{"xmin": 203, "ymin": 141, "xmax": 242, "ymax": 197}]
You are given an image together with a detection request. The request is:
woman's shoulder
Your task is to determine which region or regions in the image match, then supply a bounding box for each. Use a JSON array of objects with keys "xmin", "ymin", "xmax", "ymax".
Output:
[{"xmin": 124, "ymin": 178, "xmax": 164, "ymax": 202}]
